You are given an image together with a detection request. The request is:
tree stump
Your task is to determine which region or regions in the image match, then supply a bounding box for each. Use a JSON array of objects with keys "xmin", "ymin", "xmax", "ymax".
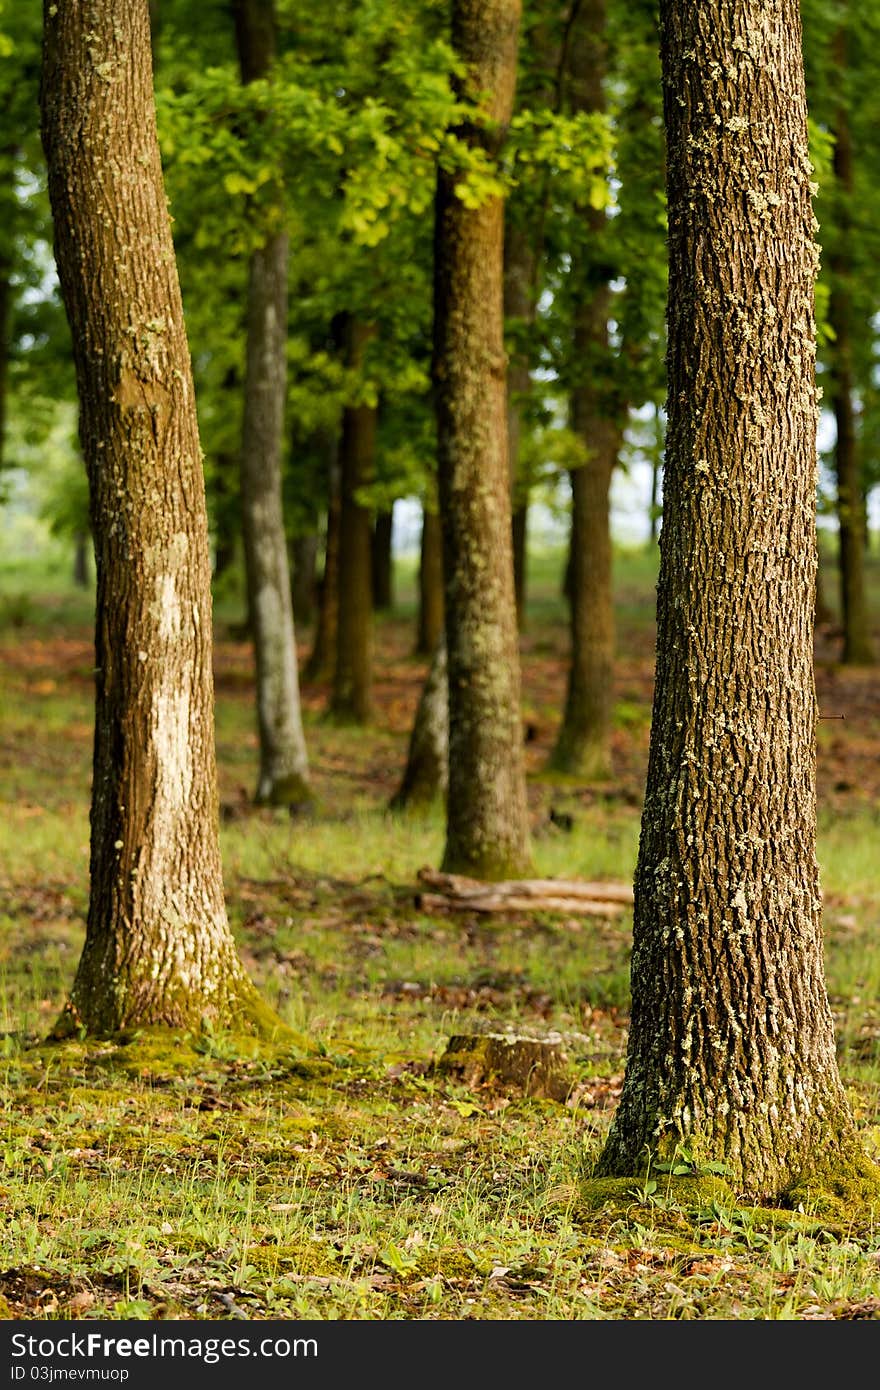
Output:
[{"xmin": 436, "ymin": 1032, "xmax": 573, "ymax": 1101}]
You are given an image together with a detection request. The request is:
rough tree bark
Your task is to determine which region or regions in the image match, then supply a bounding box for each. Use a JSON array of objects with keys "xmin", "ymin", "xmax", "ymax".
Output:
[
  {"xmin": 416, "ymin": 505, "xmax": 444, "ymax": 656},
  {"xmin": 551, "ymin": 0, "xmax": 623, "ymax": 781},
  {"xmin": 829, "ymin": 24, "xmax": 873, "ymax": 666},
  {"xmin": 595, "ymin": 0, "xmax": 865, "ymax": 1199},
  {"xmin": 234, "ymin": 0, "xmax": 311, "ymax": 806},
  {"xmin": 433, "ymin": 0, "xmax": 532, "ymax": 879},
  {"xmin": 40, "ymin": 0, "xmax": 272, "ymax": 1036},
  {"xmin": 331, "ymin": 317, "xmax": 376, "ymax": 724}
]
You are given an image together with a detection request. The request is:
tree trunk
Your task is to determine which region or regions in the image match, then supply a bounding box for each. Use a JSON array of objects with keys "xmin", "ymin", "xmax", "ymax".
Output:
[
  {"xmin": 291, "ymin": 531, "xmax": 318, "ymax": 629},
  {"xmin": 371, "ymin": 507, "xmax": 394, "ymax": 611},
  {"xmin": 595, "ymin": 0, "xmax": 860, "ymax": 1199},
  {"xmin": 72, "ymin": 531, "xmax": 90, "ymax": 589},
  {"xmin": 433, "ymin": 0, "xmax": 532, "ymax": 880},
  {"xmin": 41, "ymin": 0, "xmax": 270, "ymax": 1036},
  {"xmin": 829, "ymin": 25, "xmax": 873, "ymax": 665},
  {"xmin": 304, "ymin": 447, "xmax": 341, "ymax": 683},
  {"xmin": 390, "ymin": 636, "xmax": 448, "ymax": 811},
  {"xmin": 551, "ymin": 0, "xmax": 621, "ymax": 781},
  {"xmin": 416, "ymin": 505, "xmax": 444, "ymax": 656},
  {"xmin": 512, "ymin": 504, "xmax": 527, "ymax": 620},
  {"xmin": 234, "ymin": 0, "xmax": 311, "ymax": 807},
  {"xmin": 331, "ymin": 318, "xmax": 375, "ymax": 724},
  {"xmin": 504, "ymin": 224, "xmax": 536, "ymax": 628}
]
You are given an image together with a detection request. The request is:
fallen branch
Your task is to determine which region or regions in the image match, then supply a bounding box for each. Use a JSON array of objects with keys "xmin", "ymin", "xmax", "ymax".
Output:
[
  {"xmin": 415, "ymin": 891, "xmax": 628, "ymax": 917},
  {"xmin": 415, "ymin": 865, "xmax": 633, "ymax": 917}
]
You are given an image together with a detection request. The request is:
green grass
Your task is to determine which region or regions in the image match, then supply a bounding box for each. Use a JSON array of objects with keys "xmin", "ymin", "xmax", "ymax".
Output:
[{"xmin": 1, "ymin": 543, "xmax": 880, "ymax": 1321}]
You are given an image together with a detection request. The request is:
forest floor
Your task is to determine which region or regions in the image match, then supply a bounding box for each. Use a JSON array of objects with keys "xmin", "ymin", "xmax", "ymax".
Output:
[{"xmin": 2, "ymin": 544, "xmax": 880, "ymax": 1321}]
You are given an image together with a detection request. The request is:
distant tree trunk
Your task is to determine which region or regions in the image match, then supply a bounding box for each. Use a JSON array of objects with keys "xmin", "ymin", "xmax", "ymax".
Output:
[
  {"xmin": 72, "ymin": 531, "xmax": 90, "ymax": 589},
  {"xmin": 416, "ymin": 505, "xmax": 444, "ymax": 655},
  {"xmin": 291, "ymin": 532, "xmax": 318, "ymax": 628},
  {"xmin": 595, "ymin": 0, "xmax": 861, "ymax": 1197},
  {"xmin": 649, "ymin": 456, "xmax": 661, "ymax": 543},
  {"xmin": 829, "ymin": 26, "xmax": 873, "ymax": 665},
  {"xmin": 390, "ymin": 636, "xmax": 448, "ymax": 811},
  {"xmin": 512, "ymin": 505, "xmax": 528, "ymax": 618},
  {"xmin": 211, "ymin": 459, "xmax": 238, "ymax": 582},
  {"xmin": 815, "ymin": 550, "xmax": 833, "ymax": 628},
  {"xmin": 41, "ymin": 0, "xmax": 271, "ymax": 1036},
  {"xmin": 148, "ymin": 0, "xmax": 160, "ymax": 55},
  {"xmin": 551, "ymin": 0, "xmax": 621, "ymax": 781},
  {"xmin": 0, "ymin": 255, "xmax": 9, "ymax": 474},
  {"xmin": 305, "ymin": 448, "xmax": 341, "ymax": 682},
  {"xmin": 0, "ymin": 139, "xmax": 12, "ymax": 473},
  {"xmin": 433, "ymin": 0, "xmax": 531, "ymax": 879},
  {"xmin": 504, "ymin": 224, "xmax": 536, "ymax": 627},
  {"xmin": 331, "ymin": 318, "xmax": 375, "ymax": 723},
  {"xmin": 371, "ymin": 507, "xmax": 394, "ymax": 611},
  {"xmin": 234, "ymin": 0, "xmax": 311, "ymax": 806}
]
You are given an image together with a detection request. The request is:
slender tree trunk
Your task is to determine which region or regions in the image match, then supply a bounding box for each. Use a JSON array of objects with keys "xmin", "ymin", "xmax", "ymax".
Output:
[
  {"xmin": 504, "ymin": 224, "xmax": 535, "ymax": 627},
  {"xmin": 551, "ymin": 0, "xmax": 622, "ymax": 780},
  {"xmin": 595, "ymin": 0, "xmax": 860, "ymax": 1198},
  {"xmin": 234, "ymin": 0, "xmax": 311, "ymax": 806},
  {"xmin": 434, "ymin": 0, "xmax": 531, "ymax": 879},
  {"xmin": 371, "ymin": 508, "xmax": 394, "ymax": 611},
  {"xmin": 0, "ymin": 138, "xmax": 13, "ymax": 475},
  {"xmin": 390, "ymin": 636, "xmax": 448, "ymax": 811},
  {"xmin": 305, "ymin": 447, "xmax": 341, "ymax": 682},
  {"xmin": 829, "ymin": 26, "xmax": 873, "ymax": 665},
  {"xmin": 0, "ymin": 254, "xmax": 9, "ymax": 475},
  {"xmin": 41, "ymin": 0, "xmax": 270, "ymax": 1036},
  {"xmin": 211, "ymin": 459, "xmax": 238, "ymax": 582},
  {"xmin": 331, "ymin": 318, "xmax": 375, "ymax": 723},
  {"xmin": 73, "ymin": 531, "xmax": 90, "ymax": 589},
  {"xmin": 291, "ymin": 531, "xmax": 318, "ymax": 628},
  {"xmin": 649, "ymin": 455, "xmax": 661, "ymax": 544},
  {"xmin": 416, "ymin": 505, "xmax": 444, "ymax": 656}
]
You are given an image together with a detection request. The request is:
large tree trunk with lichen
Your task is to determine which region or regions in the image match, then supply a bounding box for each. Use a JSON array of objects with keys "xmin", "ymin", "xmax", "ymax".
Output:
[
  {"xmin": 829, "ymin": 25, "xmax": 873, "ymax": 666},
  {"xmin": 551, "ymin": 0, "xmax": 621, "ymax": 781},
  {"xmin": 416, "ymin": 505, "xmax": 444, "ymax": 656},
  {"xmin": 41, "ymin": 0, "xmax": 270, "ymax": 1037},
  {"xmin": 390, "ymin": 636, "xmax": 448, "ymax": 811},
  {"xmin": 595, "ymin": 0, "xmax": 859, "ymax": 1199},
  {"xmin": 331, "ymin": 318, "xmax": 375, "ymax": 723},
  {"xmin": 433, "ymin": 0, "xmax": 531, "ymax": 880},
  {"xmin": 234, "ymin": 0, "xmax": 311, "ymax": 806}
]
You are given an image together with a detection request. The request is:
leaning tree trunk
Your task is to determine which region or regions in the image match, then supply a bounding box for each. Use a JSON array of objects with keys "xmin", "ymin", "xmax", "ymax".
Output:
[
  {"xmin": 234, "ymin": 0, "xmax": 311, "ymax": 806},
  {"xmin": 390, "ymin": 636, "xmax": 448, "ymax": 811},
  {"xmin": 829, "ymin": 25, "xmax": 873, "ymax": 665},
  {"xmin": 595, "ymin": 0, "xmax": 860, "ymax": 1199},
  {"xmin": 551, "ymin": 0, "xmax": 621, "ymax": 781},
  {"xmin": 40, "ymin": 0, "xmax": 271, "ymax": 1036},
  {"xmin": 331, "ymin": 318, "xmax": 375, "ymax": 724},
  {"xmin": 434, "ymin": 0, "xmax": 531, "ymax": 880},
  {"xmin": 416, "ymin": 504, "xmax": 444, "ymax": 656}
]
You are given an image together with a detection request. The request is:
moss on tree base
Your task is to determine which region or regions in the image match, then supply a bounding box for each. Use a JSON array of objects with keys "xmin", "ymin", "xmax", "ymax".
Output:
[{"xmin": 256, "ymin": 773, "xmax": 316, "ymax": 813}]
